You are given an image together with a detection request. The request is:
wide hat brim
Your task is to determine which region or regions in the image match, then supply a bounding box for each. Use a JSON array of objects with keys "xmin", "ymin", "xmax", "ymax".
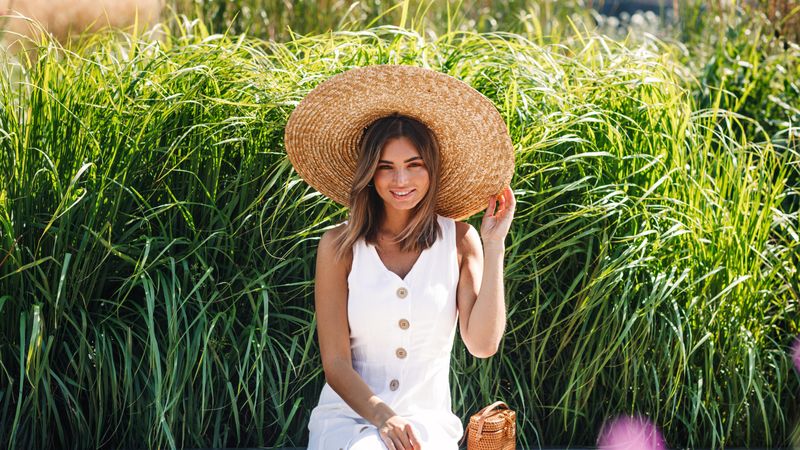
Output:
[{"xmin": 284, "ymin": 64, "xmax": 515, "ymax": 221}]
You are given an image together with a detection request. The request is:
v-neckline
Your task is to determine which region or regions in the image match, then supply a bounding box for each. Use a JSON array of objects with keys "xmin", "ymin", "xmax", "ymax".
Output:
[{"xmin": 368, "ymin": 238, "xmax": 431, "ymax": 283}]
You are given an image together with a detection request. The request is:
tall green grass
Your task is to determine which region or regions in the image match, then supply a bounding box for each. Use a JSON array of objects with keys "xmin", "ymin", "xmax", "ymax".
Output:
[
  {"xmin": 0, "ymin": 7, "xmax": 798, "ymax": 450},
  {"xmin": 164, "ymin": 0, "xmax": 594, "ymax": 43}
]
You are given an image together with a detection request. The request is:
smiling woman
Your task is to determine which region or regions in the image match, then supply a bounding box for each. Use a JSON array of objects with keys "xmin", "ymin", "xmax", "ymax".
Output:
[
  {"xmin": 375, "ymin": 137, "xmax": 430, "ymax": 207},
  {"xmin": 284, "ymin": 64, "xmax": 516, "ymax": 450},
  {"xmin": 343, "ymin": 114, "xmax": 441, "ymax": 260}
]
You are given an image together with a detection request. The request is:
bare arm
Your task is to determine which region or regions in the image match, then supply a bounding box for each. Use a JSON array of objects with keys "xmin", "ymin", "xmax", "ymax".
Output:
[
  {"xmin": 455, "ymin": 224, "xmax": 506, "ymax": 358},
  {"xmin": 456, "ymin": 186, "xmax": 515, "ymax": 358},
  {"xmin": 314, "ymin": 226, "xmax": 398, "ymax": 427}
]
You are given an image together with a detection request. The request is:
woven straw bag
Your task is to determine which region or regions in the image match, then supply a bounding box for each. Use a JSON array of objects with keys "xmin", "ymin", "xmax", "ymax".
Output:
[{"xmin": 461, "ymin": 401, "xmax": 516, "ymax": 450}]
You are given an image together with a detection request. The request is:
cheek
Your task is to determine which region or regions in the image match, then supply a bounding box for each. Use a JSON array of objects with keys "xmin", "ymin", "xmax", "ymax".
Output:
[
  {"xmin": 415, "ymin": 170, "xmax": 430, "ymax": 186},
  {"xmin": 373, "ymin": 171, "xmax": 390, "ymax": 185}
]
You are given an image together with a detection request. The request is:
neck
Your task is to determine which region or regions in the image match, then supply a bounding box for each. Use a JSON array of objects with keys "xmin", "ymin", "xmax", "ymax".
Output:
[{"xmin": 379, "ymin": 206, "xmax": 414, "ymax": 237}]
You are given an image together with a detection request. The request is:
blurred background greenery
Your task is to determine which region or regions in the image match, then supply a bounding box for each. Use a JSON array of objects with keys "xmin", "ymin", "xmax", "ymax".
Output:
[
  {"xmin": 164, "ymin": 0, "xmax": 799, "ymax": 44},
  {"xmin": 0, "ymin": 0, "xmax": 798, "ymax": 449}
]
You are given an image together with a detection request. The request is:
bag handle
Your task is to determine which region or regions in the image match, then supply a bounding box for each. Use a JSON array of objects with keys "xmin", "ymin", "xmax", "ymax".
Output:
[
  {"xmin": 476, "ymin": 401, "xmax": 509, "ymax": 419},
  {"xmin": 459, "ymin": 401, "xmax": 511, "ymax": 446},
  {"xmin": 475, "ymin": 401, "xmax": 510, "ymax": 439}
]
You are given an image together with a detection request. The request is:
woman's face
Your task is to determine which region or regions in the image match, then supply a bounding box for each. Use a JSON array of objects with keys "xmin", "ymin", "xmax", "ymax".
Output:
[{"xmin": 372, "ymin": 136, "xmax": 430, "ymax": 212}]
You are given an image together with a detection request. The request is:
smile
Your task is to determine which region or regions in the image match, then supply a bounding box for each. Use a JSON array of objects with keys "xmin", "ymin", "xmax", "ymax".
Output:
[{"xmin": 391, "ymin": 189, "xmax": 415, "ymax": 200}]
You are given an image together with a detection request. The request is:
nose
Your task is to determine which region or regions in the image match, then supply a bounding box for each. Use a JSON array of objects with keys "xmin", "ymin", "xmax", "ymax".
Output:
[{"xmin": 393, "ymin": 167, "xmax": 409, "ymax": 184}]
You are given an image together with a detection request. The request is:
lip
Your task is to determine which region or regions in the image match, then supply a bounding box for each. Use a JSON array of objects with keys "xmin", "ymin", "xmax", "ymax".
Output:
[{"xmin": 390, "ymin": 189, "xmax": 415, "ymax": 201}]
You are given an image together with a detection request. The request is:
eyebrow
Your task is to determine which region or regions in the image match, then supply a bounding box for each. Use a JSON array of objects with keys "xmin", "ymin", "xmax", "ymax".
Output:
[{"xmin": 378, "ymin": 156, "xmax": 423, "ymax": 164}]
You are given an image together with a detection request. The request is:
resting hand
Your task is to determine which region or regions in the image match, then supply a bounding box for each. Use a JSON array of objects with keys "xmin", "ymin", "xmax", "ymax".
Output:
[{"xmin": 378, "ymin": 415, "xmax": 422, "ymax": 450}]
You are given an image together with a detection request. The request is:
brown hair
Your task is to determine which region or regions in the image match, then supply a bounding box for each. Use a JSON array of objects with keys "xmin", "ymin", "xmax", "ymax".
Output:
[{"xmin": 332, "ymin": 113, "xmax": 442, "ymax": 262}]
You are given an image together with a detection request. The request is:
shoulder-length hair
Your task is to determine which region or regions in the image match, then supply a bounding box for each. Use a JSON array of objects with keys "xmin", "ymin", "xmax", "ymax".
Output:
[{"xmin": 332, "ymin": 113, "xmax": 442, "ymax": 262}]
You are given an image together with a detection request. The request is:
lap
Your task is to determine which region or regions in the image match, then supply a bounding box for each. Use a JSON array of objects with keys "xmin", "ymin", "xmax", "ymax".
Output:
[{"xmin": 309, "ymin": 415, "xmax": 459, "ymax": 450}]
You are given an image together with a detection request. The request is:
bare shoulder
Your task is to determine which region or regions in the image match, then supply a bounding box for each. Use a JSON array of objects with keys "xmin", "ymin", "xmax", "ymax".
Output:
[
  {"xmin": 454, "ymin": 220, "xmax": 472, "ymax": 239},
  {"xmin": 318, "ymin": 222, "xmax": 353, "ymax": 276},
  {"xmin": 319, "ymin": 222, "xmax": 348, "ymax": 246},
  {"xmin": 454, "ymin": 220, "xmax": 481, "ymax": 267}
]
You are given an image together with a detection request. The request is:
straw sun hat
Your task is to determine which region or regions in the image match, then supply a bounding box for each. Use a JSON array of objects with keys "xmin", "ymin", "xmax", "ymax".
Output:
[{"xmin": 284, "ymin": 64, "xmax": 515, "ymax": 221}]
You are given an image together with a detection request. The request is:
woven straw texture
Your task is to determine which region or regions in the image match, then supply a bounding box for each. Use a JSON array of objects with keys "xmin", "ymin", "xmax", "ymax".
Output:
[
  {"xmin": 466, "ymin": 401, "xmax": 516, "ymax": 450},
  {"xmin": 284, "ymin": 64, "xmax": 515, "ymax": 220}
]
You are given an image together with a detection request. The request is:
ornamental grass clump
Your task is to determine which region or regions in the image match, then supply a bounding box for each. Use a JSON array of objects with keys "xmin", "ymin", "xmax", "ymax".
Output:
[{"xmin": 0, "ymin": 12, "xmax": 798, "ymax": 450}]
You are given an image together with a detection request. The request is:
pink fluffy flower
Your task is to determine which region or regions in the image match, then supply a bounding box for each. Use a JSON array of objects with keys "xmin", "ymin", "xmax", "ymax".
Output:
[
  {"xmin": 792, "ymin": 336, "xmax": 800, "ymax": 374},
  {"xmin": 598, "ymin": 415, "xmax": 667, "ymax": 450}
]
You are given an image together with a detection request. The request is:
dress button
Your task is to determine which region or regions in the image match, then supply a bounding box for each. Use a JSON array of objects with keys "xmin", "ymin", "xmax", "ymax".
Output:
[
  {"xmin": 396, "ymin": 287, "xmax": 408, "ymax": 298},
  {"xmin": 395, "ymin": 347, "xmax": 407, "ymax": 359},
  {"xmin": 389, "ymin": 379, "xmax": 400, "ymax": 391},
  {"xmin": 398, "ymin": 319, "xmax": 410, "ymax": 330}
]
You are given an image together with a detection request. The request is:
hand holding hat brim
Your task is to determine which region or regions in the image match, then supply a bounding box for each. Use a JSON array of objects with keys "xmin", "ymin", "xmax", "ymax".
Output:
[{"xmin": 481, "ymin": 185, "xmax": 516, "ymax": 244}]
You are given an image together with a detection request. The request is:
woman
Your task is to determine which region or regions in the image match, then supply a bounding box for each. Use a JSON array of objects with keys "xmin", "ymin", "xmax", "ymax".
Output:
[{"xmin": 284, "ymin": 65, "xmax": 516, "ymax": 450}]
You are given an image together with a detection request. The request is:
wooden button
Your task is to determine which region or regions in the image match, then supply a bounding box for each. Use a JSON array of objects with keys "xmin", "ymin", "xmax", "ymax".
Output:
[
  {"xmin": 389, "ymin": 379, "xmax": 399, "ymax": 391},
  {"xmin": 395, "ymin": 347, "xmax": 407, "ymax": 359},
  {"xmin": 396, "ymin": 287, "xmax": 408, "ymax": 298},
  {"xmin": 398, "ymin": 319, "xmax": 410, "ymax": 330}
]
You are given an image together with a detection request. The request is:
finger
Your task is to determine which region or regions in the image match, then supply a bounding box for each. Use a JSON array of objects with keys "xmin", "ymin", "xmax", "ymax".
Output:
[
  {"xmin": 402, "ymin": 424, "xmax": 418, "ymax": 449},
  {"xmin": 408, "ymin": 426, "xmax": 423, "ymax": 449},
  {"xmin": 397, "ymin": 426, "xmax": 413, "ymax": 450},
  {"xmin": 391, "ymin": 435, "xmax": 407, "ymax": 450},
  {"xmin": 497, "ymin": 187, "xmax": 512, "ymax": 211},
  {"xmin": 382, "ymin": 436, "xmax": 397, "ymax": 450},
  {"xmin": 495, "ymin": 193, "xmax": 505, "ymax": 215},
  {"xmin": 485, "ymin": 195, "xmax": 496, "ymax": 217}
]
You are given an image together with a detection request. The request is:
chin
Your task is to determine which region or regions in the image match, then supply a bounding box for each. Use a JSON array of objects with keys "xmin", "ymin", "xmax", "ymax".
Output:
[{"xmin": 397, "ymin": 203, "xmax": 419, "ymax": 210}]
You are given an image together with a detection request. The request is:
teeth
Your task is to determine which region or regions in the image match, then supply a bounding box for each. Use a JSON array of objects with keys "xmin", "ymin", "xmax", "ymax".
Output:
[{"xmin": 393, "ymin": 190, "xmax": 411, "ymax": 196}]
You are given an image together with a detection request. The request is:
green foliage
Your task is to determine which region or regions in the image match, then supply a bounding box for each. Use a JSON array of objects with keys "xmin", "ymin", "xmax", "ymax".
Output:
[
  {"xmin": 0, "ymin": 3, "xmax": 798, "ymax": 450},
  {"xmin": 163, "ymin": 0, "xmax": 593, "ymax": 43}
]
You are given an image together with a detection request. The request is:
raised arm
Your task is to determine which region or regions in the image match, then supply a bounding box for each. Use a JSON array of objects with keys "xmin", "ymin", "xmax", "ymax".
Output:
[{"xmin": 456, "ymin": 186, "xmax": 515, "ymax": 358}]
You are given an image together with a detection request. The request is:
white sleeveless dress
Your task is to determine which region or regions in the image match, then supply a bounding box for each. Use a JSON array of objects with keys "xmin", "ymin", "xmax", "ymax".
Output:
[{"xmin": 307, "ymin": 214, "xmax": 463, "ymax": 449}]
